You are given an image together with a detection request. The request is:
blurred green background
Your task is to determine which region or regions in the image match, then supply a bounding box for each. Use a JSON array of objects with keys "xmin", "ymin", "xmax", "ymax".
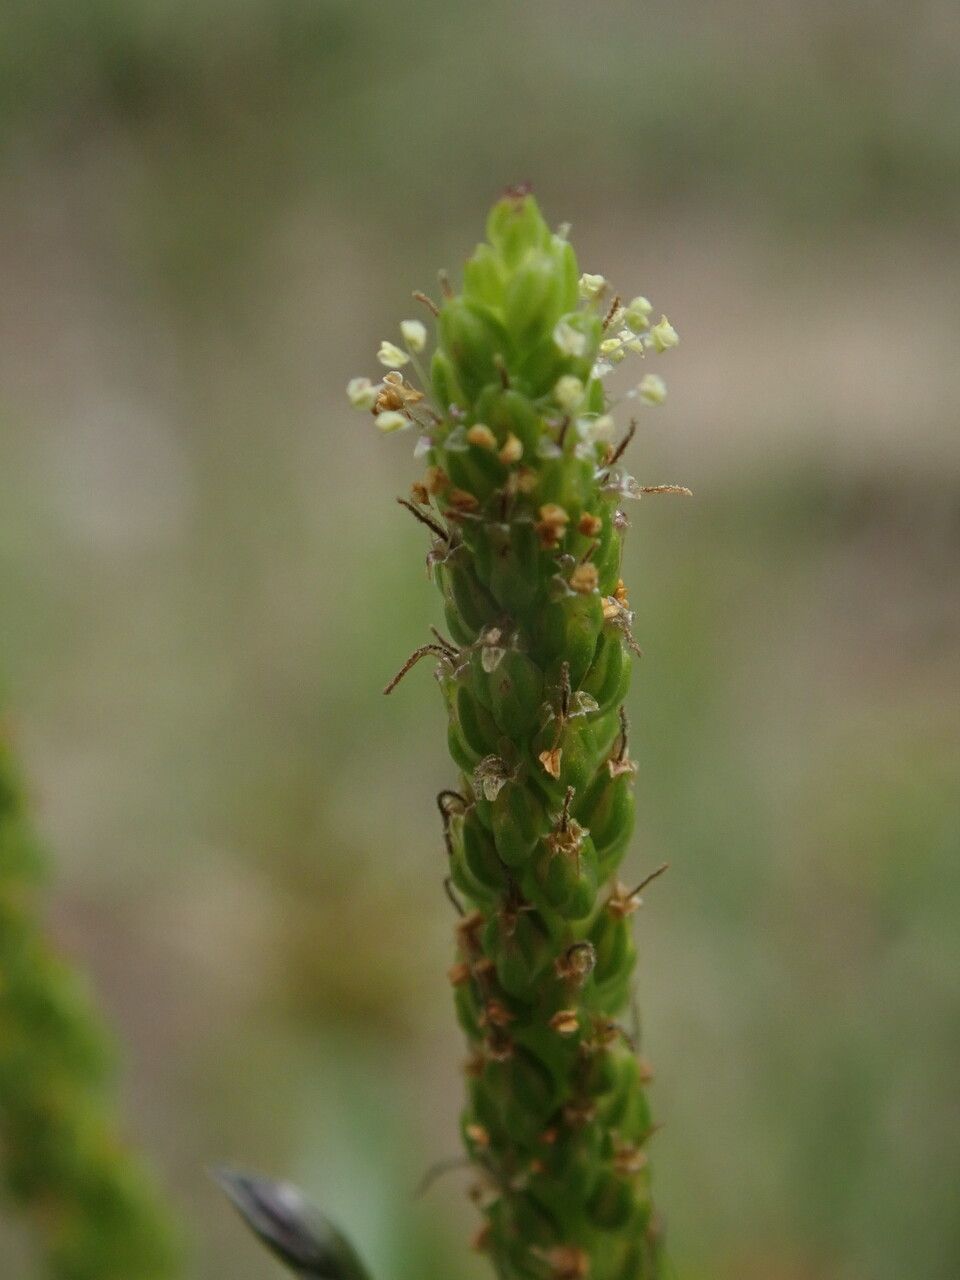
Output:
[{"xmin": 1, "ymin": 2, "xmax": 958, "ymax": 1278}]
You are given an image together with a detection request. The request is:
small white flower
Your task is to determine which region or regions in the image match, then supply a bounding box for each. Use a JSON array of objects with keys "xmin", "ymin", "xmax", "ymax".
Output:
[
  {"xmin": 346, "ymin": 377, "xmax": 377, "ymax": 410},
  {"xmin": 400, "ymin": 319, "xmax": 427, "ymax": 353},
  {"xmin": 624, "ymin": 296, "xmax": 653, "ymax": 332},
  {"xmin": 536, "ymin": 437, "xmax": 562, "ymax": 459},
  {"xmin": 578, "ymin": 273, "xmax": 607, "ymax": 301},
  {"xmin": 444, "ymin": 424, "xmax": 469, "ymax": 452},
  {"xmin": 553, "ymin": 319, "xmax": 587, "ymax": 358},
  {"xmin": 599, "ymin": 338, "xmax": 622, "ymax": 355},
  {"xmin": 648, "ymin": 315, "xmax": 679, "ymax": 352},
  {"xmin": 576, "ymin": 413, "xmax": 615, "ymax": 443},
  {"xmin": 638, "ymin": 373, "xmax": 667, "ymax": 405},
  {"xmin": 375, "ymin": 410, "xmax": 409, "ymax": 433},
  {"xmin": 554, "ymin": 375, "xmax": 584, "ymax": 411},
  {"xmin": 377, "ymin": 341, "xmax": 410, "ymax": 368}
]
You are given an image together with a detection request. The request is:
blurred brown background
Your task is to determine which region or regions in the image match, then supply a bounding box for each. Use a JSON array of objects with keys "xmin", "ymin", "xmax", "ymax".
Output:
[{"xmin": 1, "ymin": 3, "xmax": 958, "ymax": 1278}]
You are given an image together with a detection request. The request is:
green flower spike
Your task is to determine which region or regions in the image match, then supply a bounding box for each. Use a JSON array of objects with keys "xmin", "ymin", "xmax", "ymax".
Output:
[
  {"xmin": 356, "ymin": 187, "xmax": 689, "ymax": 1280},
  {"xmin": 0, "ymin": 709, "xmax": 180, "ymax": 1280}
]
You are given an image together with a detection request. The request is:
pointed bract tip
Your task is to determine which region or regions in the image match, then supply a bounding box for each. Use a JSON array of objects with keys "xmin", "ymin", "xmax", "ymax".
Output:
[{"xmin": 212, "ymin": 1167, "xmax": 371, "ymax": 1280}]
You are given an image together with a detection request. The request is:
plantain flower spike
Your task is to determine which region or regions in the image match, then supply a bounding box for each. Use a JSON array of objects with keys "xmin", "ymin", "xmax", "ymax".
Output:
[
  {"xmin": 0, "ymin": 709, "xmax": 181, "ymax": 1280},
  {"xmin": 367, "ymin": 188, "xmax": 687, "ymax": 1280}
]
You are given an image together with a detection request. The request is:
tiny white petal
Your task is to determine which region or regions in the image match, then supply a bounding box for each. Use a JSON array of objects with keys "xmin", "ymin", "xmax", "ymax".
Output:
[
  {"xmin": 578, "ymin": 272, "xmax": 607, "ymax": 301},
  {"xmin": 444, "ymin": 424, "xmax": 469, "ymax": 452},
  {"xmin": 624, "ymin": 296, "xmax": 653, "ymax": 332},
  {"xmin": 537, "ymin": 437, "xmax": 563, "ymax": 459},
  {"xmin": 649, "ymin": 315, "xmax": 679, "ymax": 352},
  {"xmin": 400, "ymin": 319, "xmax": 427, "ymax": 353},
  {"xmin": 375, "ymin": 410, "xmax": 409, "ymax": 433},
  {"xmin": 553, "ymin": 319, "xmax": 587, "ymax": 358},
  {"xmin": 481, "ymin": 646, "xmax": 506, "ymax": 674},
  {"xmin": 377, "ymin": 341, "xmax": 410, "ymax": 368},
  {"xmin": 346, "ymin": 377, "xmax": 377, "ymax": 410},
  {"xmin": 554, "ymin": 375, "xmax": 584, "ymax": 411},
  {"xmin": 572, "ymin": 691, "xmax": 599, "ymax": 715},
  {"xmin": 638, "ymin": 373, "xmax": 667, "ymax": 405}
]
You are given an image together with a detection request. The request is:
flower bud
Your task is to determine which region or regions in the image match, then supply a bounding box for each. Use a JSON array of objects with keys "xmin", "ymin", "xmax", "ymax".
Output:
[
  {"xmin": 624, "ymin": 296, "xmax": 653, "ymax": 332},
  {"xmin": 375, "ymin": 410, "xmax": 409, "ymax": 433},
  {"xmin": 648, "ymin": 315, "xmax": 679, "ymax": 352},
  {"xmin": 378, "ymin": 341, "xmax": 410, "ymax": 368},
  {"xmin": 553, "ymin": 319, "xmax": 587, "ymax": 358},
  {"xmin": 638, "ymin": 373, "xmax": 667, "ymax": 405},
  {"xmin": 554, "ymin": 375, "xmax": 584, "ymax": 411},
  {"xmin": 346, "ymin": 377, "xmax": 377, "ymax": 410},
  {"xmin": 578, "ymin": 273, "xmax": 607, "ymax": 301},
  {"xmin": 400, "ymin": 319, "xmax": 428, "ymax": 352}
]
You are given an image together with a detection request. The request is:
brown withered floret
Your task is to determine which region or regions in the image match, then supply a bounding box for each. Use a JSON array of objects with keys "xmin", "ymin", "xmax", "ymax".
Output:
[
  {"xmin": 543, "ymin": 1245, "xmax": 590, "ymax": 1280},
  {"xmin": 535, "ymin": 502, "xmax": 570, "ymax": 549},
  {"xmin": 373, "ymin": 370, "xmax": 424, "ymax": 416},
  {"xmin": 499, "ymin": 433, "xmax": 523, "ymax": 464},
  {"xmin": 481, "ymin": 999, "xmax": 515, "ymax": 1029},
  {"xmin": 466, "ymin": 423, "xmax": 497, "ymax": 450},
  {"xmin": 569, "ymin": 563, "xmax": 599, "ymax": 594},
  {"xmin": 471, "ymin": 1224, "xmax": 492, "ymax": 1253},
  {"xmin": 613, "ymin": 1142, "xmax": 648, "ymax": 1176},
  {"xmin": 554, "ymin": 942, "xmax": 596, "ymax": 984},
  {"xmin": 607, "ymin": 882, "xmax": 642, "ymax": 919},
  {"xmin": 424, "ymin": 465, "xmax": 449, "ymax": 494},
  {"xmin": 463, "ymin": 1051, "xmax": 486, "ymax": 1078},
  {"xmin": 448, "ymin": 487, "xmax": 480, "ymax": 513},
  {"xmin": 465, "ymin": 1122, "xmax": 490, "ymax": 1148},
  {"xmin": 549, "ymin": 1009, "xmax": 579, "ymax": 1036}
]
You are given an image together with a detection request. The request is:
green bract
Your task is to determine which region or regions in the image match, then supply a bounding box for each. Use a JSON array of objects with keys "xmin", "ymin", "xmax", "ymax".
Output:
[
  {"xmin": 365, "ymin": 190, "xmax": 684, "ymax": 1280},
  {"xmin": 0, "ymin": 712, "xmax": 180, "ymax": 1280}
]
